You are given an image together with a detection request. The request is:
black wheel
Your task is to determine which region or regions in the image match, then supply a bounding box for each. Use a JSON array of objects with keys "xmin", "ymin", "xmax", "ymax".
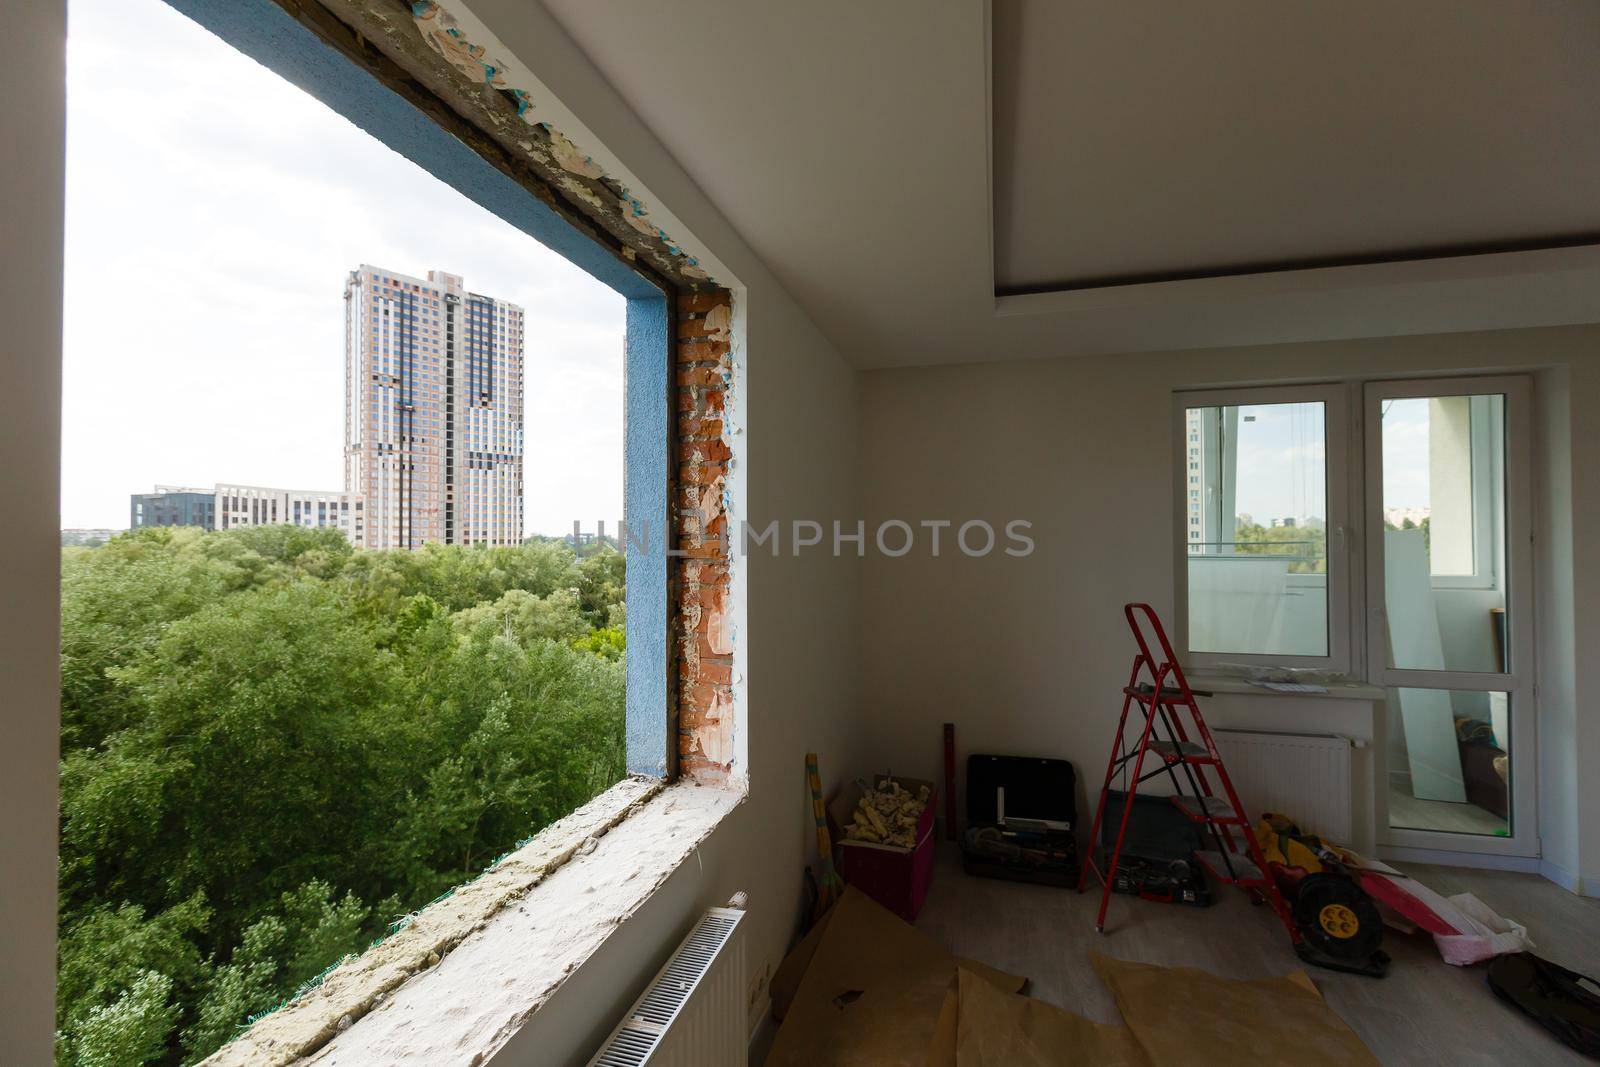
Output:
[{"xmin": 1293, "ymin": 873, "xmax": 1383, "ymax": 961}]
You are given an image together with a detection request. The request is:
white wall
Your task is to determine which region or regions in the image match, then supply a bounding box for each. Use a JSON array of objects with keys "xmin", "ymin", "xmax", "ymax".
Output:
[
  {"xmin": 496, "ymin": 286, "xmax": 864, "ymax": 1066},
  {"xmin": 1535, "ymin": 367, "xmax": 1579, "ymax": 887},
  {"xmin": 0, "ymin": 0, "xmax": 66, "ymax": 1060},
  {"xmin": 859, "ymin": 326, "xmax": 1599, "ymax": 893},
  {"xmin": 459, "ymin": 3, "xmax": 866, "ymax": 1062}
]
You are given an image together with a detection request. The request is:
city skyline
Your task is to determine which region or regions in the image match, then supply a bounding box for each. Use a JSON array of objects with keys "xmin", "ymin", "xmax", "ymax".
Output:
[{"xmin": 60, "ymin": 0, "xmax": 624, "ymax": 534}]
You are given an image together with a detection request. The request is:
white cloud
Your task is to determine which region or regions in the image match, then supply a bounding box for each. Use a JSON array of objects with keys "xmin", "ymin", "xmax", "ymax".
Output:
[
  {"xmin": 1380, "ymin": 399, "xmax": 1431, "ymax": 509},
  {"xmin": 62, "ymin": 0, "xmax": 624, "ymax": 535},
  {"xmin": 1230, "ymin": 403, "xmax": 1328, "ymax": 522}
]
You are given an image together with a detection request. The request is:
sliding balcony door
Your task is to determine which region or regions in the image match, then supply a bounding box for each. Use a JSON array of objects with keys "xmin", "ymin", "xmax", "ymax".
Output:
[{"xmin": 1365, "ymin": 376, "xmax": 1535, "ymax": 857}]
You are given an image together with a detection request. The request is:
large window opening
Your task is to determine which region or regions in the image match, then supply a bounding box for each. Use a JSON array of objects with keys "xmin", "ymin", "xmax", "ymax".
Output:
[{"xmin": 56, "ymin": 0, "xmax": 662, "ymax": 1061}]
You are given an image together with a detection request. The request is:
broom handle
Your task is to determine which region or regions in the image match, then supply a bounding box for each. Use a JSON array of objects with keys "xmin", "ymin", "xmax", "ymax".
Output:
[{"xmin": 806, "ymin": 753, "xmax": 841, "ymax": 893}]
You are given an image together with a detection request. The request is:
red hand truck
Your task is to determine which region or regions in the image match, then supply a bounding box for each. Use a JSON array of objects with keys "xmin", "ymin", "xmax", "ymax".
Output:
[{"xmin": 1078, "ymin": 604, "xmax": 1299, "ymax": 945}]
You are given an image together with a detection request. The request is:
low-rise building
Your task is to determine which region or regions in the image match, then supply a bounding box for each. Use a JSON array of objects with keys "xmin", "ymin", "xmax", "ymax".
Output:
[
  {"xmin": 129, "ymin": 486, "xmax": 215, "ymax": 531},
  {"xmin": 131, "ymin": 484, "xmax": 363, "ymax": 543}
]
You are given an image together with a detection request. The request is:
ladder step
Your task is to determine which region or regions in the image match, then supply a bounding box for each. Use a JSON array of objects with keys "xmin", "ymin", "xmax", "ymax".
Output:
[
  {"xmin": 1124, "ymin": 684, "xmax": 1191, "ymax": 704},
  {"xmin": 1126, "ymin": 683, "xmax": 1214, "ymax": 700},
  {"xmin": 1170, "ymin": 795, "xmax": 1244, "ymax": 823},
  {"xmin": 1194, "ymin": 849, "xmax": 1267, "ymax": 886},
  {"xmin": 1149, "ymin": 739, "xmax": 1213, "ymax": 762}
]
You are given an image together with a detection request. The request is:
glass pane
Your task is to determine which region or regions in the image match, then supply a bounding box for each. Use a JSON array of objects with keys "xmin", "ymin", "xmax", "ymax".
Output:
[
  {"xmin": 1388, "ymin": 688, "xmax": 1510, "ymax": 836},
  {"xmin": 1380, "ymin": 394, "xmax": 1507, "ymax": 672},
  {"xmin": 1186, "ymin": 401, "xmax": 1328, "ymax": 657}
]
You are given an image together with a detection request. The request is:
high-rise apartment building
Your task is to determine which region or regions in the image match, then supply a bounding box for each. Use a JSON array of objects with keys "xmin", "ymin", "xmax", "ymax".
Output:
[
  {"xmin": 1185, "ymin": 408, "xmax": 1207, "ymax": 553},
  {"xmin": 345, "ymin": 266, "xmax": 524, "ymax": 549}
]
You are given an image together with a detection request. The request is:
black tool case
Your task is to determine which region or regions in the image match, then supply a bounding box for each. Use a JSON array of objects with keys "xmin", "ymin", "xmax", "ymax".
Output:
[
  {"xmin": 1098, "ymin": 790, "xmax": 1212, "ymax": 906},
  {"xmin": 960, "ymin": 754, "xmax": 1079, "ymax": 887}
]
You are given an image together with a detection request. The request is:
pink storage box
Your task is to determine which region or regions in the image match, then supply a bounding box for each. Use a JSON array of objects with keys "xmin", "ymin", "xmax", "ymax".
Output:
[{"xmin": 829, "ymin": 776, "xmax": 938, "ymax": 923}]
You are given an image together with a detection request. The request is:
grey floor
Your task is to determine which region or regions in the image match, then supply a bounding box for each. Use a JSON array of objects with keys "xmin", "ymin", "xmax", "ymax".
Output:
[
  {"xmin": 1389, "ymin": 781, "xmax": 1509, "ymax": 837},
  {"xmin": 915, "ymin": 844, "xmax": 1600, "ymax": 1065}
]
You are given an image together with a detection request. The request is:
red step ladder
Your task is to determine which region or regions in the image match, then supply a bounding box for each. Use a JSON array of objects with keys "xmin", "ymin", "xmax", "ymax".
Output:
[{"xmin": 1078, "ymin": 604, "xmax": 1300, "ymax": 946}]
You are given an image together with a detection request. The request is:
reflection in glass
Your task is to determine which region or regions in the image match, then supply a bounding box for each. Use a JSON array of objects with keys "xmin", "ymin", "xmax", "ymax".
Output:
[
  {"xmin": 1186, "ymin": 402, "xmax": 1328, "ymax": 657},
  {"xmin": 1380, "ymin": 394, "xmax": 1507, "ymax": 673},
  {"xmin": 1387, "ymin": 688, "xmax": 1510, "ymax": 837}
]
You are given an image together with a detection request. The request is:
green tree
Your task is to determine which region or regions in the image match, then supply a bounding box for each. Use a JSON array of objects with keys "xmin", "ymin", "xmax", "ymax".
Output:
[
  {"xmin": 67, "ymin": 971, "xmax": 180, "ymax": 1067},
  {"xmin": 451, "ymin": 587, "xmax": 589, "ymax": 646},
  {"xmin": 1231, "ymin": 519, "xmax": 1327, "ymax": 574},
  {"xmin": 576, "ymin": 548, "xmax": 626, "ymax": 629},
  {"xmin": 56, "ymin": 897, "xmax": 209, "ymax": 1065},
  {"xmin": 56, "ymin": 528, "xmax": 626, "ymax": 1064},
  {"xmin": 571, "ymin": 626, "xmax": 626, "ymax": 661}
]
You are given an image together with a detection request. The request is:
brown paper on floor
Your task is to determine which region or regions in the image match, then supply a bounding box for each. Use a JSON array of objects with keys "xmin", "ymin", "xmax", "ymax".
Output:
[
  {"xmin": 955, "ymin": 968, "xmax": 1147, "ymax": 1067},
  {"xmin": 955, "ymin": 956, "xmax": 1377, "ymax": 1067},
  {"xmin": 1091, "ymin": 952, "xmax": 1380, "ymax": 1066},
  {"xmin": 766, "ymin": 887, "xmax": 1026, "ymax": 1067},
  {"xmin": 770, "ymin": 905, "xmax": 835, "ymax": 1023},
  {"xmin": 927, "ymin": 959, "xmax": 1029, "ymax": 1067}
]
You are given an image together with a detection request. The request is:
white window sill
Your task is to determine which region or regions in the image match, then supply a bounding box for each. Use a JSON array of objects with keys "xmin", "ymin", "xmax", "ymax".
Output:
[
  {"xmin": 1185, "ymin": 671, "xmax": 1385, "ymax": 701},
  {"xmin": 206, "ymin": 777, "xmax": 744, "ymax": 1066}
]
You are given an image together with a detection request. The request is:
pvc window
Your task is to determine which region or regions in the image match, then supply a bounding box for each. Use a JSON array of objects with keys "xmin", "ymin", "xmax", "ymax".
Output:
[{"xmin": 1173, "ymin": 384, "xmax": 1353, "ymax": 675}]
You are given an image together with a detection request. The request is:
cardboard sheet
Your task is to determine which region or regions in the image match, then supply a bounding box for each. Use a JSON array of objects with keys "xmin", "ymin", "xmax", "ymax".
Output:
[
  {"xmin": 770, "ymin": 906, "xmax": 834, "ymax": 1023},
  {"xmin": 765, "ymin": 888, "xmax": 1024, "ymax": 1067},
  {"xmin": 953, "ymin": 955, "xmax": 1376, "ymax": 1067},
  {"xmin": 928, "ymin": 960, "xmax": 1029, "ymax": 1067},
  {"xmin": 1091, "ymin": 952, "xmax": 1379, "ymax": 1066},
  {"xmin": 955, "ymin": 968, "xmax": 1146, "ymax": 1066},
  {"xmin": 767, "ymin": 888, "xmax": 1376, "ymax": 1067}
]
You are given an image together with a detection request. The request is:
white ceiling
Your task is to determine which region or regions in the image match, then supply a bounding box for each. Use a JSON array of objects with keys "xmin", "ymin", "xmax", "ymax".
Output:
[
  {"xmin": 993, "ymin": 0, "xmax": 1600, "ymax": 292},
  {"xmin": 539, "ymin": 0, "xmax": 1600, "ymax": 368}
]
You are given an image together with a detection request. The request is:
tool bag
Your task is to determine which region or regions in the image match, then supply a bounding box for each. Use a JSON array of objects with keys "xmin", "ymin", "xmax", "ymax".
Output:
[{"xmin": 1486, "ymin": 952, "xmax": 1600, "ymax": 1058}]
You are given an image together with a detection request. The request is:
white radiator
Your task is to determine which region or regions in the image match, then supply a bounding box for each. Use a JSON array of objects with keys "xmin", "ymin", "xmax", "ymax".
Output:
[
  {"xmin": 1212, "ymin": 730, "xmax": 1353, "ymax": 843},
  {"xmin": 588, "ymin": 905, "xmax": 747, "ymax": 1067}
]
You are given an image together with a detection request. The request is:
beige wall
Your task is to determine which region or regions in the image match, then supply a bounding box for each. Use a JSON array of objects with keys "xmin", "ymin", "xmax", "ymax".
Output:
[
  {"xmin": 859, "ymin": 325, "xmax": 1600, "ymax": 893},
  {"xmin": 0, "ymin": 0, "xmax": 66, "ymax": 1059}
]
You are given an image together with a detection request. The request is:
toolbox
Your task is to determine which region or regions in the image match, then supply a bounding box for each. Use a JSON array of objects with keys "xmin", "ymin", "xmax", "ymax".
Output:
[
  {"xmin": 960, "ymin": 754, "xmax": 1079, "ymax": 887},
  {"xmin": 1098, "ymin": 789, "xmax": 1212, "ymax": 907}
]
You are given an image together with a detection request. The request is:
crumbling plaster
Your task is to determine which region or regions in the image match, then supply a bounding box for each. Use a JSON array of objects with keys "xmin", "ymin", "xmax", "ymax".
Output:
[{"xmin": 266, "ymin": 0, "xmax": 722, "ymax": 293}]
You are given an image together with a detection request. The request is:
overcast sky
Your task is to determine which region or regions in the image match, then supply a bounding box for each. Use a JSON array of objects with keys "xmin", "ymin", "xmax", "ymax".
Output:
[
  {"xmin": 1230, "ymin": 402, "xmax": 1329, "ymax": 523},
  {"xmin": 62, "ymin": 0, "xmax": 624, "ymax": 534},
  {"xmin": 1225, "ymin": 399, "xmax": 1432, "ymax": 524},
  {"xmin": 1380, "ymin": 399, "xmax": 1431, "ymax": 510}
]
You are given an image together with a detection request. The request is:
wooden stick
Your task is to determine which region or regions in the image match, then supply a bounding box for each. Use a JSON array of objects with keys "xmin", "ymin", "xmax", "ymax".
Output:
[
  {"xmin": 807, "ymin": 753, "xmax": 844, "ymax": 919},
  {"xmin": 944, "ymin": 723, "xmax": 958, "ymax": 841}
]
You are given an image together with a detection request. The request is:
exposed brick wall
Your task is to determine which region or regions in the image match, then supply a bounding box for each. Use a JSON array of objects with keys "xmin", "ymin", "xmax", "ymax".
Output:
[{"xmin": 673, "ymin": 290, "xmax": 735, "ymax": 781}]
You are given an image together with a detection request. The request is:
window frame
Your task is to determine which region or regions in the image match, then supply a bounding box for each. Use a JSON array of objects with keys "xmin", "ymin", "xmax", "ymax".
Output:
[
  {"xmin": 1362, "ymin": 375, "xmax": 1533, "ymax": 692},
  {"xmin": 1172, "ymin": 383, "xmax": 1354, "ymax": 676},
  {"xmin": 1363, "ymin": 374, "xmax": 1537, "ymax": 857}
]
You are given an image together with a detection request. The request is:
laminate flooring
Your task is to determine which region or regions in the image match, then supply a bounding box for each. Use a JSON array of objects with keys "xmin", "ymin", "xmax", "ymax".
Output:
[{"xmin": 915, "ymin": 844, "xmax": 1600, "ymax": 1065}]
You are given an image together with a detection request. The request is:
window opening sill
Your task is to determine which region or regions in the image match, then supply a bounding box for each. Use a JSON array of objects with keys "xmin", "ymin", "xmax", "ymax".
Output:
[{"xmin": 206, "ymin": 777, "xmax": 743, "ymax": 1066}]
